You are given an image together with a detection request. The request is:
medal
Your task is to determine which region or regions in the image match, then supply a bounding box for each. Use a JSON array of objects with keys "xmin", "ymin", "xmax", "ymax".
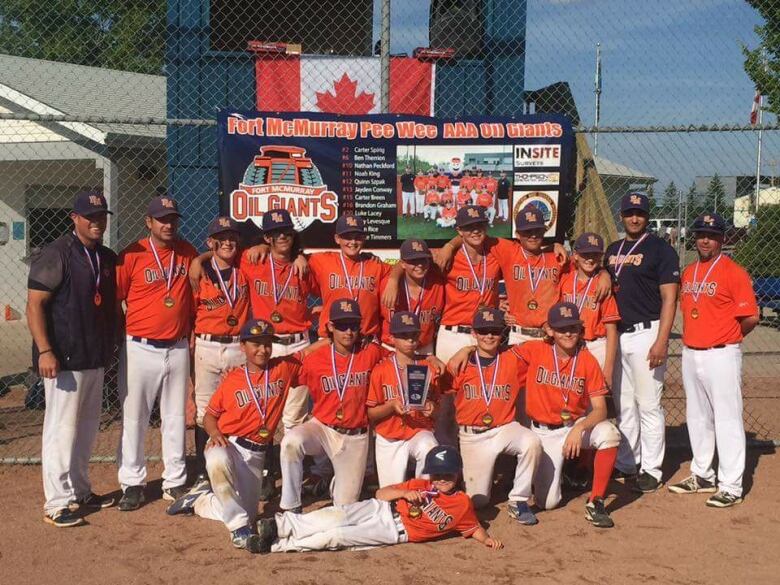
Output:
[
  {"xmin": 164, "ymin": 296, "xmax": 175, "ymax": 308},
  {"xmin": 475, "ymin": 353, "xmax": 500, "ymax": 427},
  {"xmin": 408, "ymin": 505, "xmax": 422, "ymax": 519},
  {"xmin": 336, "ymin": 408, "xmax": 345, "ymax": 421},
  {"xmin": 270, "ymin": 255, "xmax": 295, "ymax": 318},
  {"xmin": 553, "ymin": 345, "xmax": 580, "ymax": 423},
  {"xmin": 403, "ymin": 275, "xmax": 427, "ymax": 315},
  {"xmin": 527, "ymin": 299, "xmax": 538, "ymax": 310},
  {"xmin": 691, "ymin": 308, "xmax": 699, "ymax": 319},
  {"xmin": 462, "ymin": 248, "xmax": 488, "ymax": 311},
  {"xmin": 82, "ymin": 245, "xmax": 102, "ymax": 308},
  {"xmin": 211, "ymin": 257, "xmax": 239, "ymax": 319},
  {"xmin": 482, "ymin": 412, "xmax": 494, "ymax": 426},
  {"xmin": 94, "ymin": 292, "xmax": 102, "ymax": 306},
  {"xmin": 257, "ymin": 426, "xmax": 271, "ymax": 440},
  {"xmin": 331, "ymin": 346, "xmax": 356, "ymax": 425},
  {"xmin": 271, "ymin": 311, "xmax": 283, "ymax": 323},
  {"xmin": 561, "ymin": 409, "xmax": 573, "ymax": 425},
  {"xmin": 689, "ymin": 254, "xmax": 722, "ymax": 321},
  {"xmin": 612, "ymin": 233, "xmax": 649, "ymax": 285},
  {"xmin": 245, "ymin": 365, "xmax": 271, "ymax": 438},
  {"xmin": 226, "ymin": 314, "xmax": 239, "ymax": 327},
  {"xmin": 149, "ymin": 237, "xmax": 177, "ymax": 306},
  {"xmin": 339, "ymin": 252, "xmax": 364, "ymax": 301},
  {"xmin": 521, "ymin": 248, "xmax": 546, "ymax": 310}
]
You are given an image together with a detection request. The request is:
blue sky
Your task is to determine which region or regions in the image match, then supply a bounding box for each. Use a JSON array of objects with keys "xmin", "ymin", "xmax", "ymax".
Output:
[{"xmin": 373, "ymin": 0, "xmax": 773, "ymax": 196}]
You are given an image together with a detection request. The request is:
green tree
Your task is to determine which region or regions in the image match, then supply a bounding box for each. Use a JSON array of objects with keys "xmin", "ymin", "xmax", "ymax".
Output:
[
  {"xmin": 743, "ymin": 1, "xmax": 780, "ymax": 116},
  {"xmin": 645, "ymin": 183, "xmax": 658, "ymax": 216},
  {"xmin": 660, "ymin": 181, "xmax": 679, "ymax": 217},
  {"xmin": 734, "ymin": 204, "xmax": 780, "ymax": 276},
  {"xmin": 684, "ymin": 181, "xmax": 701, "ymax": 220},
  {"xmin": 703, "ymin": 174, "xmax": 727, "ymax": 214},
  {"xmin": 0, "ymin": 1, "xmax": 164, "ymax": 74}
]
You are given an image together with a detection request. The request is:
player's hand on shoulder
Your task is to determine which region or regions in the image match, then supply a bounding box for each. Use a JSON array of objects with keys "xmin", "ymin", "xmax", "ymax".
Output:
[
  {"xmin": 293, "ymin": 253, "xmax": 309, "ymax": 277},
  {"xmin": 381, "ymin": 277, "xmax": 399, "ymax": 309},
  {"xmin": 207, "ymin": 433, "xmax": 229, "ymax": 449},
  {"xmin": 448, "ymin": 345, "xmax": 477, "ymax": 375},
  {"xmin": 38, "ymin": 351, "xmax": 60, "ymax": 379},
  {"xmin": 432, "ymin": 245, "xmax": 454, "ymax": 273},
  {"xmin": 594, "ymin": 269, "xmax": 613, "ymax": 301},
  {"xmin": 246, "ymin": 244, "xmax": 269, "ymax": 264},
  {"xmin": 552, "ymin": 242, "xmax": 568, "ymax": 266}
]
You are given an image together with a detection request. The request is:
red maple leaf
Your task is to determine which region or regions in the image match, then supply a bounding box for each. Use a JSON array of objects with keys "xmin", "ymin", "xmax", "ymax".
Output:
[{"xmin": 315, "ymin": 74, "xmax": 375, "ymax": 114}]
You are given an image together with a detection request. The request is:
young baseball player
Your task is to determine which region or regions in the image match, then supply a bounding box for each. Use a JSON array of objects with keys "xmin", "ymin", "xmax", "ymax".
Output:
[
  {"xmin": 115, "ymin": 195, "xmax": 197, "ymax": 511},
  {"xmin": 414, "ymin": 170, "xmax": 428, "ymax": 217},
  {"xmin": 668, "ymin": 212, "xmax": 759, "ymax": 508},
  {"xmin": 190, "ymin": 216, "xmax": 251, "ymax": 488},
  {"xmin": 460, "ymin": 171, "xmax": 475, "ymax": 203},
  {"xmin": 435, "ymin": 169, "xmax": 451, "ymax": 192},
  {"xmin": 279, "ymin": 298, "xmax": 385, "ymax": 512},
  {"xmin": 456, "ymin": 186, "xmax": 472, "ymax": 209},
  {"xmin": 476, "ymin": 190, "xmax": 496, "ymax": 227},
  {"xmin": 514, "ymin": 302, "xmax": 620, "ymax": 528},
  {"xmin": 423, "ymin": 189, "xmax": 440, "ymax": 222},
  {"xmin": 436, "ymin": 201, "xmax": 458, "ymax": 228},
  {"xmin": 252, "ymin": 445, "xmax": 503, "ymax": 553},
  {"xmin": 447, "ymin": 307, "xmax": 542, "ymax": 524},
  {"xmin": 28, "ymin": 192, "xmax": 117, "ymax": 527},
  {"xmin": 440, "ymin": 188, "xmax": 455, "ymax": 209},
  {"xmin": 166, "ymin": 319, "xmax": 325, "ymax": 551},
  {"xmin": 369, "ymin": 311, "xmax": 441, "ymax": 487}
]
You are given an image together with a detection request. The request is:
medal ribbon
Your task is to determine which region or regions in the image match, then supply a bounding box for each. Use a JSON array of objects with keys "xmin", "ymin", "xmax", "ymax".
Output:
[
  {"xmin": 552, "ymin": 345, "xmax": 580, "ymax": 406},
  {"xmin": 82, "ymin": 245, "xmax": 101, "ymax": 295},
  {"xmin": 462, "ymin": 248, "xmax": 487, "ymax": 300},
  {"xmin": 211, "ymin": 257, "xmax": 237, "ymax": 310},
  {"xmin": 521, "ymin": 248, "xmax": 546, "ymax": 297},
  {"xmin": 403, "ymin": 275, "xmax": 427, "ymax": 315},
  {"xmin": 691, "ymin": 254, "xmax": 723, "ymax": 304},
  {"xmin": 339, "ymin": 252, "xmax": 364, "ymax": 300},
  {"xmin": 148, "ymin": 237, "xmax": 175, "ymax": 295},
  {"xmin": 475, "ymin": 354, "xmax": 501, "ymax": 411},
  {"xmin": 613, "ymin": 233, "xmax": 648, "ymax": 278},
  {"xmin": 244, "ymin": 366, "xmax": 270, "ymax": 427},
  {"xmin": 330, "ymin": 345, "xmax": 356, "ymax": 408},
  {"xmin": 269, "ymin": 255, "xmax": 295, "ymax": 307},
  {"xmin": 572, "ymin": 275, "xmax": 595, "ymax": 313}
]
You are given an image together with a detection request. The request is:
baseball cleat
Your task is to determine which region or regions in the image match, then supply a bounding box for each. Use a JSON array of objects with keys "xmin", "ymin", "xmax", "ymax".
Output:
[
  {"xmin": 162, "ymin": 485, "xmax": 191, "ymax": 502},
  {"xmin": 69, "ymin": 492, "xmax": 116, "ymax": 511},
  {"xmin": 634, "ymin": 472, "xmax": 663, "ymax": 493},
  {"xmin": 244, "ymin": 534, "xmax": 269, "ymax": 554},
  {"xmin": 191, "ymin": 474, "xmax": 211, "ymax": 493},
  {"xmin": 611, "ymin": 468, "xmax": 637, "ymax": 482},
  {"xmin": 166, "ymin": 484, "xmax": 210, "ymax": 516},
  {"xmin": 44, "ymin": 508, "xmax": 85, "ymax": 528},
  {"xmin": 118, "ymin": 485, "xmax": 145, "ymax": 512},
  {"xmin": 231, "ymin": 526, "xmax": 254, "ymax": 549},
  {"xmin": 584, "ymin": 497, "xmax": 614, "ymax": 528},
  {"xmin": 507, "ymin": 501, "xmax": 538, "ymax": 526},
  {"xmin": 256, "ymin": 517, "xmax": 278, "ymax": 543},
  {"xmin": 705, "ymin": 491, "xmax": 743, "ymax": 508},
  {"xmin": 668, "ymin": 475, "xmax": 717, "ymax": 494}
]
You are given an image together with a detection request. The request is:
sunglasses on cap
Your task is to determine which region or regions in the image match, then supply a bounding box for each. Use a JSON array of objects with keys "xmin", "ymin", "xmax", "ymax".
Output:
[
  {"xmin": 339, "ymin": 232, "xmax": 366, "ymax": 241},
  {"xmin": 332, "ymin": 321, "xmax": 360, "ymax": 331},
  {"xmin": 474, "ymin": 328, "xmax": 504, "ymax": 336}
]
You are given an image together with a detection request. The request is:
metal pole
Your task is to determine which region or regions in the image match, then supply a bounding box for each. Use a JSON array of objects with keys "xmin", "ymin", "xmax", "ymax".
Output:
[
  {"xmin": 380, "ymin": 0, "xmax": 391, "ymax": 113},
  {"xmin": 754, "ymin": 95, "xmax": 764, "ymax": 214},
  {"xmin": 594, "ymin": 43, "xmax": 602, "ymax": 157},
  {"xmin": 676, "ymin": 182, "xmax": 684, "ymax": 259}
]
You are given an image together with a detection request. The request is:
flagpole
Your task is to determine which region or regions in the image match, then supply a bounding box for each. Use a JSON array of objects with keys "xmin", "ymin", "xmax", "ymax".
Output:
[
  {"xmin": 380, "ymin": 0, "xmax": 391, "ymax": 113},
  {"xmin": 754, "ymin": 95, "xmax": 763, "ymax": 215},
  {"xmin": 594, "ymin": 42, "xmax": 602, "ymax": 157}
]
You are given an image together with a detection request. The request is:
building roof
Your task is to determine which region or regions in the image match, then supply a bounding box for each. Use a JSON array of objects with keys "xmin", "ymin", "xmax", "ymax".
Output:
[
  {"xmin": 595, "ymin": 156, "xmax": 656, "ymax": 182},
  {"xmin": 0, "ymin": 54, "xmax": 165, "ymax": 142}
]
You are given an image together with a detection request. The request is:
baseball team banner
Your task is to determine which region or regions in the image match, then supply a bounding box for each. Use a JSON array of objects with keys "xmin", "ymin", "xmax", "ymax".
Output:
[{"xmin": 217, "ymin": 111, "xmax": 576, "ymax": 250}]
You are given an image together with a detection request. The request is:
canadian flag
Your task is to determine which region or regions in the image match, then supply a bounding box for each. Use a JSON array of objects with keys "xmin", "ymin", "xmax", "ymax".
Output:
[
  {"xmin": 255, "ymin": 56, "xmax": 435, "ymax": 116},
  {"xmin": 751, "ymin": 89, "xmax": 762, "ymax": 125}
]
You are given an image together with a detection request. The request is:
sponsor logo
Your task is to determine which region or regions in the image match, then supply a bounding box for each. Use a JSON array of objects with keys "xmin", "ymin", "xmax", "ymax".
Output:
[
  {"xmin": 513, "ymin": 172, "xmax": 560, "ymax": 186},
  {"xmin": 512, "ymin": 191, "xmax": 558, "ymax": 236},
  {"xmin": 513, "ymin": 144, "xmax": 561, "ymax": 168}
]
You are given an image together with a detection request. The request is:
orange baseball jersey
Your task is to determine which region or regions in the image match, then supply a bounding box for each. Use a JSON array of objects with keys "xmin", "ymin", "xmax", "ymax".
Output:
[
  {"xmin": 116, "ymin": 238, "xmax": 197, "ymax": 340},
  {"xmin": 380, "ymin": 273, "xmax": 445, "ymax": 348},
  {"xmin": 413, "ymin": 175, "xmax": 428, "ymax": 192},
  {"xmin": 366, "ymin": 355, "xmax": 444, "ymax": 440},
  {"xmin": 440, "ymin": 189, "xmax": 454, "ymax": 206},
  {"xmin": 680, "ymin": 254, "xmax": 759, "ymax": 348},
  {"xmin": 448, "ymin": 349, "xmax": 529, "ymax": 426},
  {"xmin": 394, "ymin": 478, "xmax": 480, "ymax": 543},
  {"xmin": 488, "ymin": 238, "xmax": 566, "ymax": 327},
  {"xmin": 441, "ymin": 249, "xmax": 501, "ymax": 326},
  {"xmin": 194, "ymin": 262, "xmax": 251, "ymax": 336},
  {"xmin": 485, "ymin": 177, "xmax": 498, "ymax": 194},
  {"xmin": 515, "ymin": 340, "xmax": 607, "ymax": 425},
  {"xmin": 238, "ymin": 251, "xmax": 319, "ymax": 334},
  {"xmin": 460, "ymin": 176, "xmax": 475, "ymax": 192},
  {"xmin": 301, "ymin": 342, "xmax": 385, "ymax": 428},
  {"xmin": 425, "ymin": 190, "xmax": 441, "ymax": 205},
  {"xmin": 206, "ymin": 357, "xmax": 302, "ymax": 443},
  {"xmin": 559, "ymin": 272, "xmax": 620, "ymax": 340},
  {"xmin": 474, "ymin": 177, "xmax": 488, "ymax": 191},
  {"xmin": 308, "ymin": 252, "xmax": 390, "ymax": 338},
  {"xmin": 456, "ymin": 190, "xmax": 471, "ymax": 206},
  {"xmin": 436, "ymin": 175, "xmax": 451, "ymax": 190},
  {"xmin": 440, "ymin": 206, "xmax": 457, "ymax": 220},
  {"xmin": 476, "ymin": 192, "xmax": 493, "ymax": 208}
]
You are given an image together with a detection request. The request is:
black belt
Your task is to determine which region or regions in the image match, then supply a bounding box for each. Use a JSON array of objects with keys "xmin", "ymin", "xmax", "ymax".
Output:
[
  {"xmin": 443, "ymin": 324, "xmax": 472, "ymax": 334},
  {"xmin": 235, "ymin": 436, "xmax": 266, "ymax": 452},
  {"xmin": 326, "ymin": 424, "xmax": 368, "ymax": 436},
  {"xmin": 531, "ymin": 419, "xmax": 567, "ymax": 431},
  {"xmin": 389, "ymin": 501, "xmax": 408, "ymax": 537},
  {"xmin": 686, "ymin": 344, "xmax": 727, "ymax": 351},
  {"xmin": 459, "ymin": 424, "xmax": 493, "ymax": 435},
  {"xmin": 511, "ymin": 326, "xmax": 544, "ymax": 338},
  {"xmin": 130, "ymin": 336, "xmax": 185, "ymax": 348},
  {"xmin": 196, "ymin": 333, "xmax": 240, "ymax": 344},
  {"xmin": 274, "ymin": 332, "xmax": 307, "ymax": 346},
  {"xmin": 617, "ymin": 321, "xmax": 652, "ymax": 334}
]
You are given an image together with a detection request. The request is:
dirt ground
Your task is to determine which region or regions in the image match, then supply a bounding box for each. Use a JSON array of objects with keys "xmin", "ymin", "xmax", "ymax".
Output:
[{"xmin": 1, "ymin": 447, "xmax": 778, "ymax": 585}]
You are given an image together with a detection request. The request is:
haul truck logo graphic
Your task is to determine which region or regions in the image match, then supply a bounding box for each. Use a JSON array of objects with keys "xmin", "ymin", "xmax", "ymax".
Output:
[{"xmin": 229, "ymin": 145, "xmax": 339, "ymax": 231}]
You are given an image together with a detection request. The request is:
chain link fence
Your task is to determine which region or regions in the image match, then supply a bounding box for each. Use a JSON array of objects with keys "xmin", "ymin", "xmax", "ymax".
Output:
[{"xmin": 1, "ymin": 0, "xmax": 779, "ymax": 463}]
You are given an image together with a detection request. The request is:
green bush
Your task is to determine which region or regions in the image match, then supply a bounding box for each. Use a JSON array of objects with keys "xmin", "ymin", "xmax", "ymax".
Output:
[{"xmin": 734, "ymin": 205, "xmax": 780, "ymax": 277}]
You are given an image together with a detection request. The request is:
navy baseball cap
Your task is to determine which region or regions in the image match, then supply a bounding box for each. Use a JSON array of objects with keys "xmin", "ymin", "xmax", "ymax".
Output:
[
  {"xmin": 240, "ymin": 318, "xmax": 275, "ymax": 341},
  {"xmin": 72, "ymin": 191, "xmax": 112, "ymax": 216},
  {"xmin": 472, "ymin": 307, "xmax": 506, "ymax": 331},
  {"xmin": 147, "ymin": 195, "xmax": 182, "ymax": 218},
  {"xmin": 262, "ymin": 209, "xmax": 295, "ymax": 232},
  {"xmin": 329, "ymin": 298, "xmax": 362, "ymax": 322},
  {"xmin": 620, "ymin": 192, "xmax": 650, "ymax": 214},
  {"xmin": 573, "ymin": 232, "xmax": 604, "ymax": 254},
  {"xmin": 390, "ymin": 311, "xmax": 421, "ymax": 335},
  {"xmin": 422, "ymin": 445, "xmax": 463, "ymax": 475},
  {"xmin": 547, "ymin": 302, "xmax": 583, "ymax": 329},
  {"xmin": 400, "ymin": 238, "xmax": 432, "ymax": 261},
  {"xmin": 515, "ymin": 204, "xmax": 546, "ymax": 232},
  {"xmin": 335, "ymin": 215, "xmax": 366, "ymax": 235},
  {"xmin": 692, "ymin": 212, "xmax": 726, "ymax": 234},
  {"xmin": 207, "ymin": 216, "xmax": 240, "ymax": 237},
  {"xmin": 456, "ymin": 205, "xmax": 488, "ymax": 228}
]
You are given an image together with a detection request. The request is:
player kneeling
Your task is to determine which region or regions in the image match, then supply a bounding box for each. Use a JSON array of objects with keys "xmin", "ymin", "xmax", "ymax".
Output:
[
  {"xmin": 166, "ymin": 319, "xmax": 323, "ymax": 552},
  {"xmin": 252, "ymin": 445, "xmax": 503, "ymax": 553},
  {"xmin": 516, "ymin": 302, "xmax": 620, "ymax": 528}
]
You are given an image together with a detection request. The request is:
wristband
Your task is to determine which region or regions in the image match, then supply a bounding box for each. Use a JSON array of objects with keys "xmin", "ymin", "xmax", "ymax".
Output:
[{"xmin": 39, "ymin": 349, "xmax": 53, "ymax": 355}]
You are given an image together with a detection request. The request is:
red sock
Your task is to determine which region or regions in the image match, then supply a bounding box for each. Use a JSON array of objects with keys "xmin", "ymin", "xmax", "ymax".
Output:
[{"xmin": 590, "ymin": 447, "xmax": 618, "ymax": 501}]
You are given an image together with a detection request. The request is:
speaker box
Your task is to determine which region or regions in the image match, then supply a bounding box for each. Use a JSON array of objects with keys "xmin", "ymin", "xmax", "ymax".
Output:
[{"xmin": 429, "ymin": 0, "xmax": 485, "ymax": 57}]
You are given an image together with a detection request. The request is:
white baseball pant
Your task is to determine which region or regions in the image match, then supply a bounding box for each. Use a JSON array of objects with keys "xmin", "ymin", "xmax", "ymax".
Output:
[
  {"xmin": 272, "ymin": 334, "xmax": 311, "ymax": 430},
  {"xmin": 498, "ymin": 199, "xmax": 509, "ymax": 220},
  {"xmin": 280, "ymin": 418, "xmax": 368, "ymax": 510},
  {"xmin": 415, "ymin": 192, "xmax": 425, "ymax": 215},
  {"xmin": 41, "ymin": 368, "xmax": 104, "ymax": 515},
  {"xmin": 682, "ymin": 344, "xmax": 745, "ymax": 497},
  {"xmin": 193, "ymin": 437, "xmax": 266, "ymax": 531},
  {"xmin": 401, "ymin": 191, "xmax": 415, "ymax": 215},
  {"xmin": 435, "ymin": 325, "xmax": 475, "ymax": 445},
  {"xmin": 586, "ymin": 337, "xmax": 607, "ymax": 371},
  {"xmin": 483, "ymin": 206, "xmax": 496, "ymax": 225},
  {"xmin": 271, "ymin": 498, "xmax": 406, "ymax": 552},
  {"xmin": 459, "ymin": 421, "xmax": 542, "ymax": 509},
  {"xmin": 375, "ymin": 431, "xmax": 438, "ymax": 487},
  {"xmin": 423, "ymin": 205, "xmax": 439, "ymax": 221},
  {"xmin": 193, "ymin": 338, "xmax": 244, "ymax": 425},
  {"xmin": 470, "ymin": 192, "xmax": 477, "ymax": 205},
  {"xmin": 613, "ymin": 321, "xmax": 666, "ymax": 480},
  {"xmin": 531, "ymin": 420, "xmax": 620, "ymax": 510},
  {"xmin": 117, "ymin": 337, "xmax": 189, "ymax": 490},
  {"xmin": 436, "ymin": 217, "xmax": 456, "ymax": 228}
]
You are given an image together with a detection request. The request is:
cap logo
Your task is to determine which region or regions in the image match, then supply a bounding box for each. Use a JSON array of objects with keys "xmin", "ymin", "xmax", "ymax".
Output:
[
  {"xmin": 481, "ymin": 311, "xmax": 494, "ymax": 321},
  {"xmin": 346, "ymin": 217, "xmax": 357, "ymax": 226},
  {"xmin": 249, "ymin": 325, "xmax": 263, "ymax": 335},
  {"xmin": 467, "ymin": 208, "xmax": 479, "ymax": 217},
  {"xmin": 160, "ymin": 197, "xmax": 175, "ymax": 208},
  {"xmin": 340, "ymin": 301, "xmax": 353, "ymax": 312},
  {"xmin": 560, "ymin": 307, "xmax": 573, "ymax": 318},
  {"xmin": 703, "ymin": 215, "xmax": 714, "ymax": 225},
  {"xmin": 525, "ymin": 211, "xmax": 537, "ymax": 222},
  {"xmin": 88, "ymin": 195, "xmax": 103, "ymax": 206},
  {"xmin": 435, "ymin": 451, "xmax": 446, "ymax": 461},
  {"xmin": 588, "ymin": 235, "xmax": 599, "ymax": 246},
  {"xmin": 411, "ymin": 241, "xmax": 423, "ymax": 252},
  {"xmin": 401, "ymin": 314, "xmax": 414, "ymax": 325},
  {"xmin": 218, "ymin": 217, "xmax": 230, "ymax": 227},
  {"xmin": 630, "ymin": 195, "xmax": 642, "ymax": 205},
  {"xmin": 271, "ymin": 211, "xmax": 283, "ymax": 223}
]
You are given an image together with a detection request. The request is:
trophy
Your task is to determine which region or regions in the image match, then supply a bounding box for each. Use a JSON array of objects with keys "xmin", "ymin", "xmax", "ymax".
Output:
[{"xmin": 405, "ymin": 364, "xmax": 431, "ymax": 410}]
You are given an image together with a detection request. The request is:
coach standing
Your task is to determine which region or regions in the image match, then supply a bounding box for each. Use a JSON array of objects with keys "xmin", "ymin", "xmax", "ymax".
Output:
[
  {"xmin": 496, "ymin": 171, "xmax": 511, "ymax": 222},
  {"xmin": 605, "ymin": 193, "xmax": 679, "ymax": 493},
  {"xmin": 400, "ymin": 166, "xmax": 416, "ymax": 217},
  {"xmin": 28, "ymin": 192, "xmax": 117, "ymax": 527}
]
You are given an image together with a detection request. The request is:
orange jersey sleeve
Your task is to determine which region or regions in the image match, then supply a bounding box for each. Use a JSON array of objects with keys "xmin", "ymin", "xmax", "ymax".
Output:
[
  {"xmin": 558, "ymin": 272, "xmax": 620, "ymax": 340},
  {"xmin": 476, "ymin": 193, "xmax": 493, "ymax": 207},
  {"xmin": 680, "ymin": 255, "xmax": 759, "ymax": 348},
  {"xmin": 485, "ymin": 178, "xmax": 498, "ymax": 194},
  {"xmin": 194, "ymin": 263, "xmax": 251, "ymax": 335},
  {"xmin": 440, "ymin": 248, "xmax": 501, "ymax": 326},
  {"xmin": 379, "ymin": 273, "xmax": 445, "ymax": 348},
  {"xmin": 117, "ymin": 238, "xmax": 197, "ymax": 340},
  {"xmin": 395, "ymin": 478, "xmax": 481, "ymax": 542}
]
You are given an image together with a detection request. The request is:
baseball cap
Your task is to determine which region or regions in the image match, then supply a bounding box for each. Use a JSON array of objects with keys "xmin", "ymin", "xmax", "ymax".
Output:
[
  {"xmin": 514, "ymin": 204, "xmax": 546, "ymax": 232},
  {"xmin": 262, "ymin": 209, "xmax": 295, "ymax": 232},
  {"xmin": 147, "ymin": 195, "xmax": 182, "ymax": 218},
  {"xmin": 620, "ymin": 192, "xmax": 650, "ymax": 214},
  {"xmin": 422, "ymin": 445, "xmax": 463, "ymax": 475},
  {"xmin": 329, "ymin": 298, "xmax": 362, "ymax": 322},
  {"xmin": 239, "ymin": 318, "xmax": 275, "ymax": 341},
  {"xmin": 573, "ymin": 232, "xmax": 604, "ymax": 254},
  {"xmin": 691, "ymin": 212, "xmax": 726, "ymax": 234},
  {"xmin": 390, "ymin": 311, "xmax": 421, "ymax": 336},
  {"xmin": 335, "ymin": 215, "xmax": 366, "ymax": 235},
  {"xmin": 472, "ymin": 307, "xmax": 506, "ymax": 331},
  {"xmin": 400, "ymin": 238, "xmax": 432, "ymax": 261},
  {"xmin": 72, "ymin": 191, "xmax": 112, "ymax": 216},
  {"xmin": 547, "ymin": 302, "xmax": 583, "ymax": 329},
  {"xmin": 455, "ymin": 205, "xmax": 488, "ymax": 228},
  {"xmin": 207, "ymin": 216, "xmax": 239, "ymax": 237}
]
